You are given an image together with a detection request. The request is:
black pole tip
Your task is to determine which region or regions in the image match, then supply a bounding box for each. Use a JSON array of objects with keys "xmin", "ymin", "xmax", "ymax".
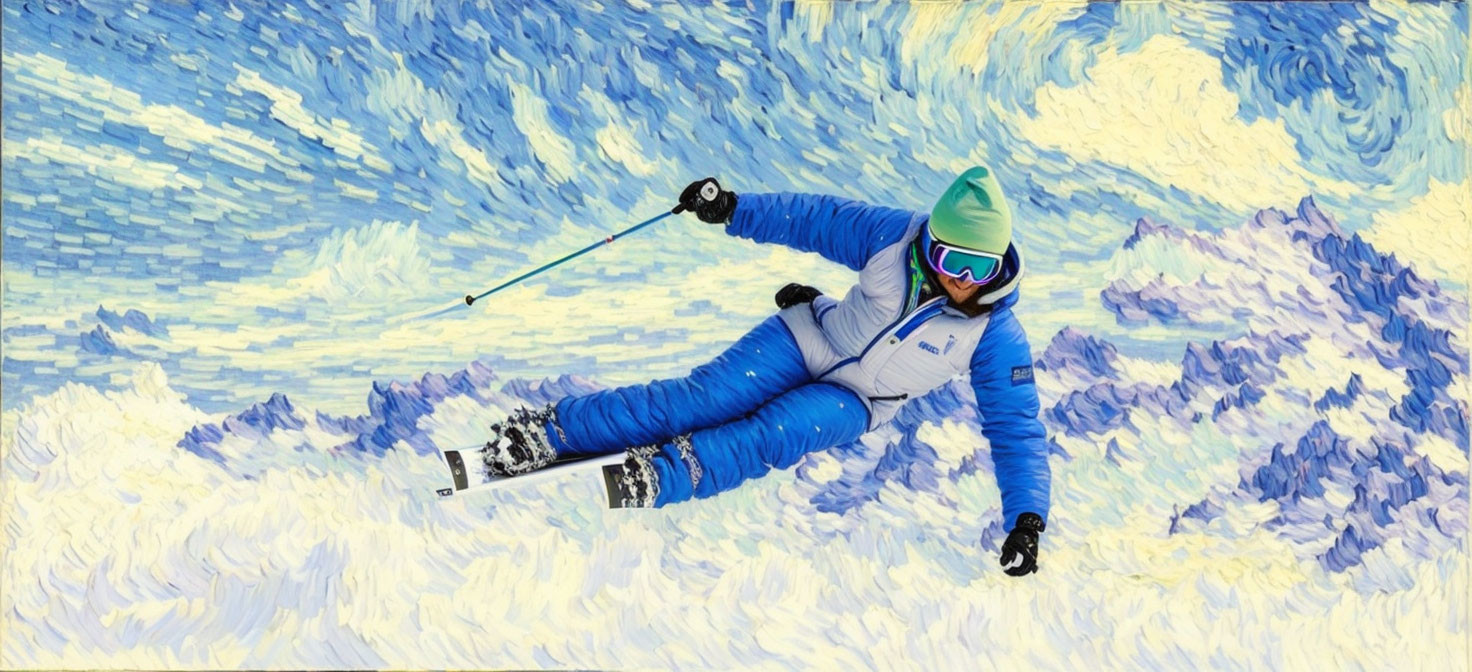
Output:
[{"xmin": 464, "ymin": 295, "xmax": 475, "ymax": 306}]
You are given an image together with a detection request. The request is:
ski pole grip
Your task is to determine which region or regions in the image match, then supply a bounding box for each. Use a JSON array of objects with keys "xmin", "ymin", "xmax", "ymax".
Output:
[{"xmin": 699, "ymin": 180, "xmax": 720, "ymax": 202}]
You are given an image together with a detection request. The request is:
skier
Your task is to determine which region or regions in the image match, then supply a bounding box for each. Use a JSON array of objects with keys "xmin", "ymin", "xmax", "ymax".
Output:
[{"xmin": 483, "ymin": 166, "xmax": 1050, "ymax": 576}]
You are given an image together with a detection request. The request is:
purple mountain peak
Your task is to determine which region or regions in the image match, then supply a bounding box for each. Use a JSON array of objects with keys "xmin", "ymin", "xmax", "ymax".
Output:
[
  {"xmin": 1038, "ymin": 327, "xmax": 1120, "ymax": 378},
  {"xmin": 1122, "ymin": 216, "xmax": 1173, "ymax": 250}
]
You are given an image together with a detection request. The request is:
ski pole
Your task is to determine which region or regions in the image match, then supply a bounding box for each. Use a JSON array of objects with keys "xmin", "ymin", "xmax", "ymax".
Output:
[{"xmin": 463, "ymin": 209, "xmax": 677, "ymax": 306}]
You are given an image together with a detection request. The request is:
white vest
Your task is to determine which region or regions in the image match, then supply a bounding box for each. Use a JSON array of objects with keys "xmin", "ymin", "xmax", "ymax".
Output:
[{"xmin": 778, "ymin": 217, "xmax": 1024, "ymax": 429}]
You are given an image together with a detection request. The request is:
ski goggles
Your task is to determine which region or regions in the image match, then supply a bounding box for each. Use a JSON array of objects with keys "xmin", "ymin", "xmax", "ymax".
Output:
[{"xmin": 923, "ymin": 226, "xmax": 1004, "ymax": 285}]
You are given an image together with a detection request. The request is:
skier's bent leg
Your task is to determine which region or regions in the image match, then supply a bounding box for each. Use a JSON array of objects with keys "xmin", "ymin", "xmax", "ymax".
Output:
[
  {"xmin": 552, "ymin": 315, "xmax": 810, "ymax": 457},
  {"xmin": 643, "ymin": 382, "xmax": 869, "ymax": 506}
]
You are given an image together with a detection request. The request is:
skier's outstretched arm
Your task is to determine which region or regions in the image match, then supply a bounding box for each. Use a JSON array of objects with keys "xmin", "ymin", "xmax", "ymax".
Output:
[
  {"xmin": 726, "ymin": 193, "xmax": 916, "ymax": 271},
  {"xmin": 969, "ymin": 306, "xmax": 1051, "ymax": 575},
  {"xmin": 673, "ymin": 178, "xmax": 916, "ymax": 271}
]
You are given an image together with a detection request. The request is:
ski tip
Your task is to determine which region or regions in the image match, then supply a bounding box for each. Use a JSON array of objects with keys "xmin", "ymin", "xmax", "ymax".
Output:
[
  {"xmin": 444, "ymin": 450, "xmax": 471, "ymax": 491},
  {"xmin": 602, "ymin": 464, "xmax": 626, "ymax": 509}
]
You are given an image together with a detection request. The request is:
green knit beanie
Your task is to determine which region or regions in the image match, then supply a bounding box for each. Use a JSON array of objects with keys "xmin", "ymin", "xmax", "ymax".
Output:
[{"xmin": 928, "ymin": 165, "xmax": 1011, "ymax": 256}]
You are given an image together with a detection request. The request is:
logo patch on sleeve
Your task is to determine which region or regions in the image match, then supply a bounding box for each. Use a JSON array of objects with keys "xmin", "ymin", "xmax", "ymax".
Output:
[{"xmin": 1010, "ymin": 365, "xmax": 1034, "ymax": 386}]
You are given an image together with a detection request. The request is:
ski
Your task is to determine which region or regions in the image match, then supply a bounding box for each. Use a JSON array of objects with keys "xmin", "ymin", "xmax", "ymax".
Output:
[{"xmin": 433, "ymin": 443, "xmax": 625, "ymax": 501}]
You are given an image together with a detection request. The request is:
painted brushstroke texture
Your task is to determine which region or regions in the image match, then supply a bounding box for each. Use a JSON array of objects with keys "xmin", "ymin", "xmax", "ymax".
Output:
[
  {"xmin": 3, "ymin": 199, "xmax": 1466, "ymax": 669},
  {"xmin": 1, "ymin": 0, "xmax": 1467, "ymax": 669}
]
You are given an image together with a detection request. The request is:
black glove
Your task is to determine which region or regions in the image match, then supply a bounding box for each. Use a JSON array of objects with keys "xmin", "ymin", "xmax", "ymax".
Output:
[
  {"xmin": 675, "ymin": 177, "xmax": 738, "ymax": 224},
  {"xmin": 999, "ymin": 512, "xmax": 1045, "ymax": 577},
  {"xmin": 775, "ymin": 283, "xmax": 822, "ymax": 309}
]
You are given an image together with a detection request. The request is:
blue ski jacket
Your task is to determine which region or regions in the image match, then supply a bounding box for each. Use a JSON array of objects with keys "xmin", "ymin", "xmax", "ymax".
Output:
[{"xmin": 726, "ymin": 193, "xmax": 1051, "ymax": 529}]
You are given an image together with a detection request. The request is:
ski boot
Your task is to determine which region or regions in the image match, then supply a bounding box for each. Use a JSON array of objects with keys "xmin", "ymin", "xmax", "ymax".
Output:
[
  {"xmin": 482, "ymin": 403, "xmax": 566, "ymax": 477},
  {"xmin": 604, "ymin": 443, "xmax": 661, "ymax": 508}
]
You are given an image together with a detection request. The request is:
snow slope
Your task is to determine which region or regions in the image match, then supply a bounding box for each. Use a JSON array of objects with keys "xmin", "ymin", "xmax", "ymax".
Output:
[{"xmin": 3, "ymin": 199, "xmax": 1465, "ymax": 669}]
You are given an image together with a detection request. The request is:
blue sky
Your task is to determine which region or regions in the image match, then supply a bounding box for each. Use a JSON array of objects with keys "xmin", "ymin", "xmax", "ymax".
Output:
[{"xmin": 2, "ymin": 0, "xmax": 1467, "ymax": 413}]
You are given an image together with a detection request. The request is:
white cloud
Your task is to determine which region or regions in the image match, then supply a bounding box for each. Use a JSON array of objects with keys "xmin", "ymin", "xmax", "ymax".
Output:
[
  {"xmin": 789, "ymin": 1, "xmax": 835, "ymax": 41},
  {"xmin": 1446, "ymin": 84, "xmax": 1470, "ymax": 144},
  {"xmin": 581, "ymin": 87, "xmax": 660, "ymax": 177},
  {"xmin": 334, "ymin": 178, "xmax": 379, "ymax": 202},
  {"xmin": 906, "ymin": 1, "xmax": 1089, "ymax": 72},
  {"xmin": 232, "ymin": 67, "xmax": 392, "ymax": 173},
  {"xmin": 3, "ymin": 134, "xmax": 205, "ymax": 193},
  {"xmin": 0, "ymin": 133, "xmax": 281, "ymax": 225},
  {"xmin": 594, "ymin": 123, "xmax": 657, "ymax": 177},
  {"xmin": 131, "ymin": 220, "xmax": 440, "ymax": 378},
  {"xmin": 361, "ymin": 52, "xmax": 514, "ymax": 199},
  {"xmin": 6, "ymin": 52, "xmax": 302, "ymax": 176},
  {"xmin": 506, "ymin": 77, "xmax": 577, "ymax": 183},
  {"xmin": 1362, "ymin": 179, "xmax": 1472, "ymax": 286},
  {"xmin": 210, "ymin": 219, "xmax": 435, "ymax": 307},
  {"xmin": 1013, "ymin": 35, "xmax": 1355, "ymax": 213},
  {"xmin": 420, "ymin": 117, "xmax": 503, "ymax": 192}
]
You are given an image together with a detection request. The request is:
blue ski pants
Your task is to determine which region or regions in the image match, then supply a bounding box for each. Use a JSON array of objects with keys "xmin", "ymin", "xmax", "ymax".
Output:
[{"xmin": 552, "ymin": 315, "xmax": 870, "ymax": 506}]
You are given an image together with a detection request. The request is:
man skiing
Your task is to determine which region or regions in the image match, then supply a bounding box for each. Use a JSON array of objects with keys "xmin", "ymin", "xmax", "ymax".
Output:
[{"xmin": 482, "ymin": 166, "xmax": 1051, "ymax": 577}]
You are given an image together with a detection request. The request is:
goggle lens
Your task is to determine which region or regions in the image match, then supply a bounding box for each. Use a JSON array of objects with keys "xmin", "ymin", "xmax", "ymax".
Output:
[{"xmin": 924, "ymin": 228, "xmax": 1003, "ymax": 285}]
